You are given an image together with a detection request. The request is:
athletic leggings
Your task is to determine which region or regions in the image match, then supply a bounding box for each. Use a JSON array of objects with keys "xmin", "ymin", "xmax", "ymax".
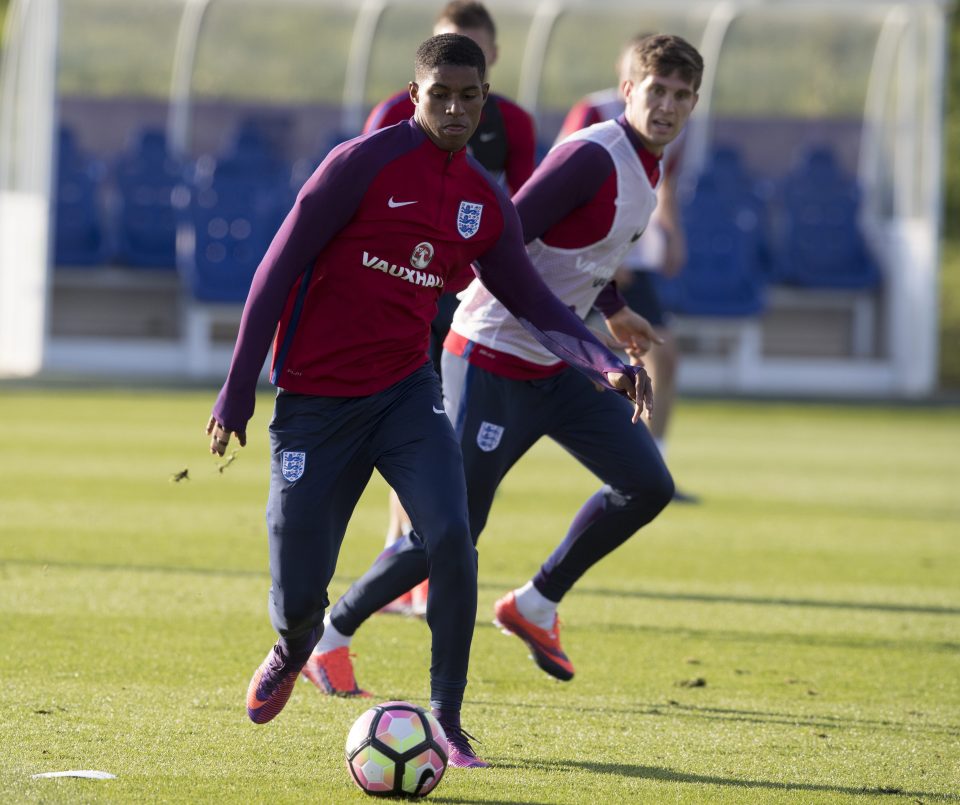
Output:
[{"xmin": 265, "ymin": 363, "xmax": 476, "ymax": 710}]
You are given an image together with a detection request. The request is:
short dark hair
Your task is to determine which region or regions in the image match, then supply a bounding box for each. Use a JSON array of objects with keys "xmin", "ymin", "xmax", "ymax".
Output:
[
  {"xmin": 415, "ymin": 32, "xmax": 486, "ymax": 81},
  {"xmin": 435, "ymin": 1, "xmax": 496, "ymax": 40},
  {"xmin": 625, "ymin": 34, "xmax": 704, "ymax": 92}
]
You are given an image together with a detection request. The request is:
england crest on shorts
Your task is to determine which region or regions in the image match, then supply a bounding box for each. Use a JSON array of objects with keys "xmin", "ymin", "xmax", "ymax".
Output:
[
  {"xmin": 476, "ymin": 421, "xmax": 504, "ymax": 452},
  {"xmin": 457, "ymin": 201, "xmax": 483, "ymax": 239},
  {"xmin": 281, "ymin": 450, "xmax": 306, "ymax": 482}
]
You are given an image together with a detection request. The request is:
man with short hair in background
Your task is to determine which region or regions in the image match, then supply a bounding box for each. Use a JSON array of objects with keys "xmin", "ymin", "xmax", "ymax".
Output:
[{"xmin": 365, "ymin": 1, "xmax": 539, "ymax": 615}]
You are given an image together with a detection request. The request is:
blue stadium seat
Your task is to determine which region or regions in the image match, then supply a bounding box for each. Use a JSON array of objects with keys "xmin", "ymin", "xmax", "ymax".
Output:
[
  {"xmin": 660, "ymin": 150, "xmax": 767, "ymax": 317},
  {"xmin": 113, "ymin": 128, "xmax": 183, "ymax": 268},
  {"xmin": 54, "ymin": 126, "xmax": 108, "ymax": 267},
  {"xmin": 705, "ymin": 145, "xmax": 749, "ymax": 196},
  {"xmin": 774, "ymin": 146, "xmax": 880, "ymax": 289},
  {"xmin": 176, "ymin": 118, "xmax": 298, "ymax": 302},
  {"xmin": 175, "ymin": 162, "xmax": 292, "ymax": 303},
  {"xmin": 670, "ymin": 178, "xmax": 765, "ymax": 316},
  {"xmin": 699, "ymin": 145, "xmax": 773, "ymax": 272},
  {"xmin": 215, "ymin": 117, "xmax": 293, "ymax": 188},
  {"xmin": 175, "ymin": 181, "xmax": 280, "ymax": 303}
]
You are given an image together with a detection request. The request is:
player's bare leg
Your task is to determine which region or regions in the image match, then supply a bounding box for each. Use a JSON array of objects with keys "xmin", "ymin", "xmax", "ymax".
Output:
[
  {"xmin": 386, "ymin": 488, "xmax": 411, "ymax": 543},
  {"xmin": 380, "ymin": 490, "xmax": 428, "ymax": 615},
  {"xmin": 646, "ymin": 327, "xmax": 677, "ymax": 446},
  {"xmin": 646, "ymin": 328, "xmax": 698, "ymax": 503}
]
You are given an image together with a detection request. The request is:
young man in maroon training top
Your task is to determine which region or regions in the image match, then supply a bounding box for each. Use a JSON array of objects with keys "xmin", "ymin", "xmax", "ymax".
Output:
[
  {"xmin": 205, "ymin": 34, "xmax": 651, "ymax": 768},
  {"xmin": 366, "ymin": 3, "xmax": 538, "ymax": 607}
]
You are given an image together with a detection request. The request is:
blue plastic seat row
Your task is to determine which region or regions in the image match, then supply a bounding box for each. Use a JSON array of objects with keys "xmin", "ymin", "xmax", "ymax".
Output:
[
  {"xmin": 53, "ymin": 124, "xmax": 299, "ymax": 285},
  {"xmin": 655, "ymin": 144, "xmax": 880, "ymax": 318},
  {"xmin": 55, "ymin": 127, "xmax": 109, "ymax": 266},
  {"xmin": 55, "ymin": 127, "xmax": 880, "ymax": 314}
]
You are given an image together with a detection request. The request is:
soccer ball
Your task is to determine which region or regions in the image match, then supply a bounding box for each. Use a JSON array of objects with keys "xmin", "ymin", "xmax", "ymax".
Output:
[{"xmin": 345, "ymin": 701, "xmax": 448, "ymax": 797}]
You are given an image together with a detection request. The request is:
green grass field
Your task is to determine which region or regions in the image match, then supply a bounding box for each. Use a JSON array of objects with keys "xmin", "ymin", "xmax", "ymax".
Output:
[{"xmin": 1, "ymin": 388, "xmax": 958, "ymax": 804}]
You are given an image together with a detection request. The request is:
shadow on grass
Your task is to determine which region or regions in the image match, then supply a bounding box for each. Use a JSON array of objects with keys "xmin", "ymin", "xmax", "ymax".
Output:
[
  {"xmin": 491, "ymin": 758, "xmax": 960, "ymax": 801},
  {"xmin": 5, "ymin": 559, "xmax": 959, "ymax": 619},
  {"xmin": 538, "ymin": 582, "xmax": 960, "ymax": 618},
  {"xmin": 490, "ymin": 616, "xmax": 960, "ymax": 656},
  {"xmin": 5, "ymin": 561, "xmax": 959, "ymax": 659},
  {"xmin": 0, "ymin": 557, "xmax": 266, "ymax": 578},
  {"xmin": 428, "ymin": 799, "xmax": 554, "ymax": 805},
  {"xmin": 464, "ymin": 697, "xmax": 960, "ymax": 739}
]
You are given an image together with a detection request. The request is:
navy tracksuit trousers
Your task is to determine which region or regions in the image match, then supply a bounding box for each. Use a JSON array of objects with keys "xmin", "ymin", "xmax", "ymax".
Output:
[{"xmin": 265, "ymin": 362, "xmax": 475, "ymax": 709}]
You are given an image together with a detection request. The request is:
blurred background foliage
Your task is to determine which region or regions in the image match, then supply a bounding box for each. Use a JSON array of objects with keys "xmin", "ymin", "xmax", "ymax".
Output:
[{"xmin": 946, "ymin": 7, "xmax": 959, "ymax": 238}]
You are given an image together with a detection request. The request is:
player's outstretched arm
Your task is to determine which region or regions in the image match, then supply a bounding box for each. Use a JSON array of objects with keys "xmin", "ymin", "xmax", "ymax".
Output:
[{"xmin": 604, "ymin": 306, "xmax": 663, "ymax": 360}]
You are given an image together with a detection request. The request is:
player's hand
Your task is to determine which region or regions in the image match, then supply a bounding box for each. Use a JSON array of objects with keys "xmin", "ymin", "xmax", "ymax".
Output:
[
  {"xmin": 605, "ymin": 366, "xmax": 654, "ymax": 424},
  {"xmin": 206, "ymin": 416, "xmax": 246, "ymax": 456},
  {"xmin": 604, "ymin": 306, "xmax": 663, "ymax": 359}
]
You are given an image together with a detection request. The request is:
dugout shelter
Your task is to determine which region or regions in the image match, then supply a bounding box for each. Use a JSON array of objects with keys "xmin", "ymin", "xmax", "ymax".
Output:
[{"xmin": 0, "ymin": 0, "xmax": 953, "ymax": 396}]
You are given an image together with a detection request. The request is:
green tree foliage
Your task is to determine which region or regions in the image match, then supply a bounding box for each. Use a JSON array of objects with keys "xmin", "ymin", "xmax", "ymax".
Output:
[{"xmin": 946, "ymin": 10, "xmax": 959, "ymax": 237}]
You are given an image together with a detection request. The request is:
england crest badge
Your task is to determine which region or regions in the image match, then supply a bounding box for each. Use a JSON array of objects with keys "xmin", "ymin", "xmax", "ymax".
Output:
[
  {"xmin": 457, "ymin": 201, "xmax": 484, "ymax": 239},
  {"xmin": 476, "ymin": 421, "xmax": 504, "ymax": 452},
  {"xmin": 281, "ymin": 450, "xmax": 306, "ymax": 482}
]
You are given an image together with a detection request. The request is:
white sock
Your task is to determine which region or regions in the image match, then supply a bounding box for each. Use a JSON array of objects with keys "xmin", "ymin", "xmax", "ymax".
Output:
[
  {"xmin": 513, "ymin": 581, "xmax": 557, "ymax": 631},
  {"xmin": 313, "ymin": 615, "xmax": 351, "ymax": 654}
]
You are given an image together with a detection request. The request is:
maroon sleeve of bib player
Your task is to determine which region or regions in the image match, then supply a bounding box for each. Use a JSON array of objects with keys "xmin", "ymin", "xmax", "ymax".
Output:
[
  {"xmin": 593, "ymin": 281, "xmax": 627, "ymax": 317},
  {"xmin": 512, "ymin": 132, "xmax": 628, "ymax": 317},
  {"xmin": 472, "ymin": 188, "xmax": 635, "ymax": 391},
  {"xmin": 512, "ymin": 138, "xmax": 615, "ymax": 244}
]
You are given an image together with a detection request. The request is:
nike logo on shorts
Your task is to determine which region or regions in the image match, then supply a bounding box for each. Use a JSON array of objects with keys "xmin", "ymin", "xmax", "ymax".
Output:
[
  {"xmin": 433, "ymin": 406, "xmax": 445, "ymax": 414},
  {"xmin": 388, "ymin": 196, "xmax": 418, "ymax": 208}
]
